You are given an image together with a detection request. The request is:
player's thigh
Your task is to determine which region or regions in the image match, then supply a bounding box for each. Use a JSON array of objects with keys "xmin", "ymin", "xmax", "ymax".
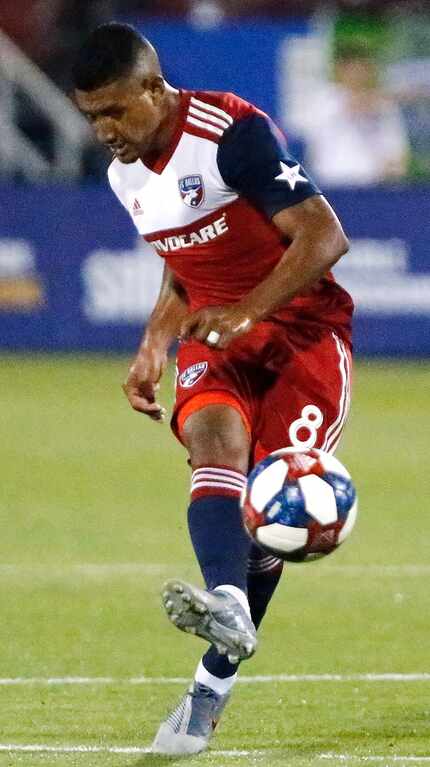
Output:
[
  {"xmin": 182, "ymin": 404, "xmax": 251, "ymax": 473},
  {"xmin": 172, "ymin": 340, "xmax": 252, "ymax": 472},
  {"xmin": 255, "ymin": 331, "xmax": 352, "ymax": 463}
]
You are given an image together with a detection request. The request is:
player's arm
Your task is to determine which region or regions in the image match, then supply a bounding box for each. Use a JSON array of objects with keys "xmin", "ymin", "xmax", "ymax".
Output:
[
  {"xmin": 143, "ymin": 262, "xmax": 188, "ymax": 353},
  {"xmin": 181, "ymin": 196, "xmax": 347, "ymax": 347},
  {"xmin": 238, "ymin": 194, "xmax": 348, "ymax": 323},
  {"xmin": 123, "ymin": 263, "xmax": 188, "ymax": 419},
  {"xmin": 180, "ymin": 112, "xmax": 348, "ymax": 348}
]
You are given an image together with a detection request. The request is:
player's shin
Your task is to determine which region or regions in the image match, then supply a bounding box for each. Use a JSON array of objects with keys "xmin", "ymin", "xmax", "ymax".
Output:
[
  {"xmin": 188, "ymin": 466, "xmax": 251, "ymax": 599},
  {"xmin": 161, "ymin": 466, "xmax": 257, "ymax": 665}
]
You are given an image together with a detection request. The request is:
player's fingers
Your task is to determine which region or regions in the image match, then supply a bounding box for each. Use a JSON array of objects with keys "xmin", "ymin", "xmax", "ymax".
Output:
[
  {"xmin": 122, "ymin": 381, "xmax": 154, "ymax": 403},
  {"xmin": 128, "ymin": 394, "xmax": 166, "ymax": 419},
  {"xmin": 200, "ymin": 320, "xmax": 234, "ymax": 348},
  {"xmin": 192, "ymin": 320, "xmax": 216, "ymax": 343},
  {"xmin": 131, "ymin": 399, "xmax": 166, "ymax": 420},
  {"xmin": 212, "ymin": 333, "xmax": 229, "ymax": 349},
  {"xmin": 178, "ymin": 317, "xmax": 191, "ymax": 339},
  {"xmin": 215, "ymin": 318, "xmax": 253, "ymax": 349},
  {"xmin": 179, "ymin": 312, "xmax": 202, "ymax": 340},
  {"xmin": 148, "ymin": 407, "xmax": 167, "ymax": 422},
  {"xmin": 211, "ymin": 327, "xmax": 236, "ymax": 349},
  {"xmin": 184, "ymin": 313, "xmax": 218, "ymax": 343},
  {"xmin": 138, "ymin": 380, "xmax": 158, "ymax": 401}
]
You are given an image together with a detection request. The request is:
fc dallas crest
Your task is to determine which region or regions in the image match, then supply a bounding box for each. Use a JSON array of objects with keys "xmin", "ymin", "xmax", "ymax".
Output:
[
  {"xmin": 179, "ymin": 362, "xmax": 208, "ymax": 388},
  {"xmin": 178, "ymin": 175, "xmax": 205, "ymax": 208}
]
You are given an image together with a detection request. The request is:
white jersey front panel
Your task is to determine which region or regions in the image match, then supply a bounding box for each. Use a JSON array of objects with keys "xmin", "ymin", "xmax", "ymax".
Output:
[{"xmin": 107, "ymin": 132, "xmax": 238, "ymax": 238}]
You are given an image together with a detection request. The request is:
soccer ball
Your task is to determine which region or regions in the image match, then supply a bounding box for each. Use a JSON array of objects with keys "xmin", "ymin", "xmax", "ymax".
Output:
[{"xmin": 241, "ymin": 447, "xmax": 357, "ymax": 562}]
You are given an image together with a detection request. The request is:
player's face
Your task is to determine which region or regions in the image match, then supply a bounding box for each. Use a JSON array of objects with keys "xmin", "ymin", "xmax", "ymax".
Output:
[{"xmin": 75, "ymin": 76, "xmax": 165, "ymax": 163}]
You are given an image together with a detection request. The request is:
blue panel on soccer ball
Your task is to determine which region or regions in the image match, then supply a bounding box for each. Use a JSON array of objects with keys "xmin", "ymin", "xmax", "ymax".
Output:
[
  {"xmin": 262, "ymin": 489, "xmax": 285, "ymax": 524},
  {"xmin": 277, "ymin": 480, "xmax": 309, "ymax": 528},
  {"xmin": 322, "ymin": 472, "xmax": 356, "ymax": 520},
  {"xmin": 247, "ymin": 454, "xmax": 280, "ymax": 486}
]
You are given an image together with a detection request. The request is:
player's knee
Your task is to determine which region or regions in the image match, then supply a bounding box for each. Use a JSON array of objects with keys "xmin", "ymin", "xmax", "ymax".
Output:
[{"xmin": 183, "ymin": 404, "xmax": 250, "ymax": 472}]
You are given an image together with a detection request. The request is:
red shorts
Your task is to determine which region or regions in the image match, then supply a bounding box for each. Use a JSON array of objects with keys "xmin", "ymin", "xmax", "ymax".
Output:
[{"xmin": 172, "ymin": 321, "xmax": 352, "ymax": 466}]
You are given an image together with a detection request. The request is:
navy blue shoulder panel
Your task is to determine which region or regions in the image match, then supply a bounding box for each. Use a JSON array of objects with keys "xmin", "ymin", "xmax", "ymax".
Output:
[{"xmin": 217, "ymin": 113, "xmax": 321, "ymax": 218}]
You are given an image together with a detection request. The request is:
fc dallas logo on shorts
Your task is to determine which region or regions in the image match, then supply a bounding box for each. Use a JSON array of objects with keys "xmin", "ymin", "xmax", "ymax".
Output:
[
  {"xmin": 178, "ymin": 175, "xmax": 205, "ymax": 208},
  {"xmin": 179, "ymin": 362, "xmax": 208, "ymax": 388}
]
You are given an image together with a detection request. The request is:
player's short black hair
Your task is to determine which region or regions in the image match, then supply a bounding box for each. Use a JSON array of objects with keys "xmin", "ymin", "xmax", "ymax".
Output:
[{"xmin": 72, "ymin": 22, "xmax": 147, "ymax": 91}]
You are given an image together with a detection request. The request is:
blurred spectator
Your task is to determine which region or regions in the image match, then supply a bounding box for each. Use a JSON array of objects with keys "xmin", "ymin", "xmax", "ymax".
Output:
[
  {"xmin": 125, "ymin": 0, "xmax": 428, "ymax": 17},
  {"xmin": 384, "ymin": 7, "xmax": 430, "ymax": 179},
  {"xmin": 188, "ymin": 0, "xmax": 225, "ymax": 27},
  {"xmin": 1, "ymin": 0, "xmax": 426, "ymax": 182},
  {"xmin": 303, "ymin": 39, "xmax": 410, "ymax": 186}
]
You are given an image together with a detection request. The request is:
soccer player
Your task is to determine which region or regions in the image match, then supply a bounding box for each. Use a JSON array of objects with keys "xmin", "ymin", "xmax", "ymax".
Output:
[{"xmin": 73, "ymin": 22, "xmax": 353, "ymax": 755}]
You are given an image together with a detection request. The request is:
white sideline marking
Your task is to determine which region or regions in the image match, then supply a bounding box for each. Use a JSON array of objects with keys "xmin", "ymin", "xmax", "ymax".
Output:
[
  {"xmin": 0, "ymin": 563, "xmax": 429, "ymax": 577},
  {"xmin": 1, "ymin": 746, "xmax": 429, "ymax": 762},
  {"xmin": 320, "ymin": 755, "xmax": 430, "ymax": 763},
  {"xmin": 0, "ymin": 744, "xmax": 259, "ymax": 756},
  {"xmin": 0, "ymin": 673, "xmax": 429, "ymax": 686}
]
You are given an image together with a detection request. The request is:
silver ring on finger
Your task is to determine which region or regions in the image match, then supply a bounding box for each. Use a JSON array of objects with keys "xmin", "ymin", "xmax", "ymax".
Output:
[{"xmin": 206, "ymin": 329, "xmax": 221, "ymax": 346}]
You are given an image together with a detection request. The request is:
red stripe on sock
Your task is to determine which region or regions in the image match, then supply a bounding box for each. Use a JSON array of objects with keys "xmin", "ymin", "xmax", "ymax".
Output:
[
  {"xmin": 191, "ymin": 485, "xmax": 244, "ymax": 501},
  {"xmin": 190, "ymin": 465, "xmax": 246, "ymax": 502}
]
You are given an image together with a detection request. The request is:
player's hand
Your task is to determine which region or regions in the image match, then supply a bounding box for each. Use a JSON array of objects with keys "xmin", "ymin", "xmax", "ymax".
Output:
[
  {"xmin": 180, "ymin": 305, "xmax": 256, "ymax": 349},
  {"xmin": 122, "ymin": 345, "xmax": 168, "ymax": 421}
]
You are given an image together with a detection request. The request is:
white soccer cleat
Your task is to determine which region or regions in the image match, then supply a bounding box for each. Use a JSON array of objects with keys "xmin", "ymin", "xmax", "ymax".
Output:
[
  {"xmin": 151, "ymin": 681, "xmax": 230, "ymax": 755},
  {"xmin": 162, "ymin": 580, "xmax": 257, "ymax": 663}
]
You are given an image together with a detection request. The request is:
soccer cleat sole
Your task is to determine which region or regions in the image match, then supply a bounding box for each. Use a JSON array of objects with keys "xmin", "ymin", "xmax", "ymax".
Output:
[{"xmin": 162, "ymin": 580, "xmax": 257, "ymax": 662}]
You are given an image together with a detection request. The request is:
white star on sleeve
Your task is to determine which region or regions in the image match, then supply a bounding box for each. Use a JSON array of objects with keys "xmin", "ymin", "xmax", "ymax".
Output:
[{"xmin": 275, "ymin": 161, "xmax": 308, "ymax": 190}]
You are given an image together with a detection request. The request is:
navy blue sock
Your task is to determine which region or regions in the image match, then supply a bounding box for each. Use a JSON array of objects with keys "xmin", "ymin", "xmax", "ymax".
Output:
[
  {"xmin": 188, "ymin": 493, "xmax": 251, "ymax": 592},
  {"xmin": 246, "ymin": 546, "xmax": 284, "ymax": 628},
  {"xmin": 188, "ymin": 465, "xmax": 250, "ymax": 592},
  {"xmin": 202, "ymin": 545, "xmax": 284, "ymax": 678}
]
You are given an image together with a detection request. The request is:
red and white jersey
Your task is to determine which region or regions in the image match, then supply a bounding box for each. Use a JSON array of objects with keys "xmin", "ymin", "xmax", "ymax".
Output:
[{"xmin": 108, "ymin": 89, "xmax": 353, "ymax": 339}]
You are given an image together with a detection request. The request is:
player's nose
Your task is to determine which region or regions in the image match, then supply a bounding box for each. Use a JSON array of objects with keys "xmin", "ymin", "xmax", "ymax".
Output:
[
  {"xmin": 94, "ymin": 121, "xmax": 117, "ymax": 147},
  {"xmin": 100, "ymin": 130, "xmax": 117, "ymax": 147}
]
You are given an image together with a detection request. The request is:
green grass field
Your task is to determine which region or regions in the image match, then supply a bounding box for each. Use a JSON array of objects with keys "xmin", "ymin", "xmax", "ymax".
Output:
[{"xmin": 0, "ymin": 355, "xmax": 429, "ymax": 767}]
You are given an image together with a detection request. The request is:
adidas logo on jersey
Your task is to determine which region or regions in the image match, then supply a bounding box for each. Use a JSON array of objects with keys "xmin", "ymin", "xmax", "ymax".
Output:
[
  {"xmin": 151, "ymin": 213, "xmax": 228, "ymax": 253},
  {"xmin": 132, "ymin": 198, "xmax": 144, "ymax": 216}
]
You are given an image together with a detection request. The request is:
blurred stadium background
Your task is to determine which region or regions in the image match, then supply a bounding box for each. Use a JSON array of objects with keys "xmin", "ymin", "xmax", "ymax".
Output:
[
  {"xmin": 1, "ymin": 0, "xmax": 430, "ymax": 353},
  {"xmin": 0, "ymin": 1, "xmax": 429, "ymax": 763}
]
